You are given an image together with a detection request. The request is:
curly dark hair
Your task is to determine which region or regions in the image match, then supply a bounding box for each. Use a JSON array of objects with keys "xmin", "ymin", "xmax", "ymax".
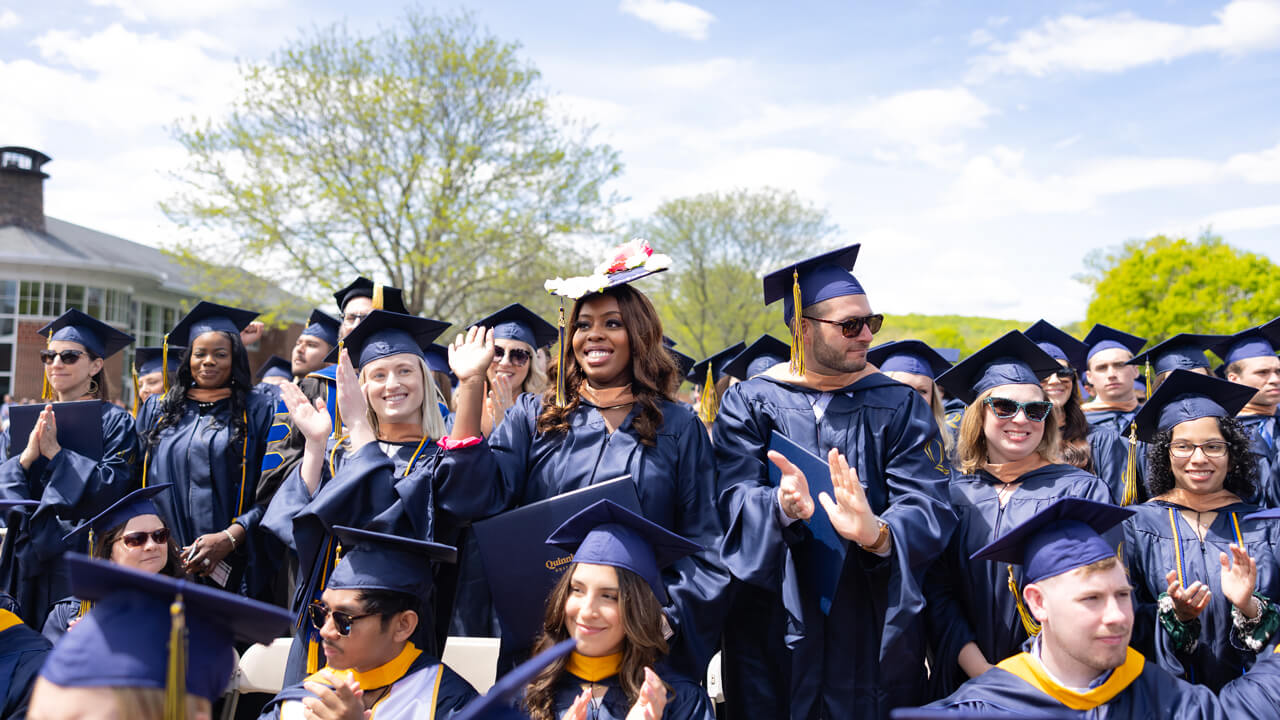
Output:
[
  {"xmin": 144, "ymin": 331, "xmax": 253, "ymax": 456},
  {"xmin": 536, "ymin": 286, "xmax": 679, "ymax": 447},
  {"xmin": 1145, "ymin": 416, "xmax": 1258, "ymax": 498}
]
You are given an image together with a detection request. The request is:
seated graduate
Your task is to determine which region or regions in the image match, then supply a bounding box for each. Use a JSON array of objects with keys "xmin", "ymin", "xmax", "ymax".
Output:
[
  {"xmin": 42, "ymin": 484, "xmax": 183, "ymax": 642},
  {"xmin": 132, "ymin": 346, "xmax": 184, "ymax": 410},
  {"xmin": 925, "ymin": 331, "xmax": 1115, "ymax": 698},
  {"xmin": 686, "ymin": 342, "xmax": 746, "ymax": 432},
  {"xmin": 28, "ymin": 552, "xmax": 290, "ymax": 720},
  {"xmin": 0, "ymin": 309, "xmax": 137, "ymax": 628},
  {"xmin": 1025, "ymin": 320, "xmax": 1135, "ymax": 505},
  {"xmin": 258, "ymin": 526, "xmax": 478, "ymax": 720},
  {"xmin": 922, "ymin": 498, "xmax": 1222, "ymax": 719},
  {"xmin": 1220, "ymin": 507, "xmax": 1280, "ymax": 720},
  {"xmin": 1123, "ymin": 370, "xmax": 1280, "ymax": 691},
  {"xmin": 136, "ymin": 301, "xmax": 275, "ymax": 591},
  {"xmin": 868, "ymin": 339, "xmax": 956, "ymax": 457},
  {"xmin": 0, "ymin": 500, "xmax": 50, "ymax": 720},
  {"xmin": 1078, "ymin": 324, "xmax": 1148, "ymax": 435},
  {"xmin": 521, "ymin": 500, "xmax": 715, "ymax": 720},
  {"xmin": 1211, "ymin": 318, "xmax": 1280, "ymax": 508}
]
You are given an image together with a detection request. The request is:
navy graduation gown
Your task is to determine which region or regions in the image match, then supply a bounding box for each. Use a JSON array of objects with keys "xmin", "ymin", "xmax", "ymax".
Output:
[
  {"xmin": 714, "ymin": 373, "xmax": 956, "ymax": 720},
  {"xmin": 0, "ymin": 610, "xmax": 51, "ymax": 720},
  {"xmin": 452, "ymin": 393, "xmax": 730, "ymax": 678},
  {"xmin": 40, "ymin": 596, "xmax": 78, "ymax": 644},
  {"xmin": 1238, "ymin": 415, "xmax": 1280, "ymax": 508},
  {"xmin": 1084, "ymin": 406, "xmax": 1140, "ymax": 437},
  {"xmin": 1123, "ymin": 499, "xmax": 1280, "ymax": 691},
  {"xmin": 1219, "ymin": 647, "xmax": 1280, "ymax": 719},
  {"xmin": 545, "ymin": 666, "xmax": 715, "ymax": 720},
  {"xmin": 925, "ymin": 463, "xmax": 1115, "ymax": 697},
  {"xmin": 1086, "ymin": 425, "xmax": 1148, "ymax": 506},
  {"xmin": 0, "ymin": 402, "xmax": 137, "ymax": 627}
]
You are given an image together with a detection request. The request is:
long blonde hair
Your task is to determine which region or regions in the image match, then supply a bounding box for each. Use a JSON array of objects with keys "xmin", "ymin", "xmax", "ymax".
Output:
[{"xmin": 956, "ymin": 386, "xmax": 1061, "ymax": 474}]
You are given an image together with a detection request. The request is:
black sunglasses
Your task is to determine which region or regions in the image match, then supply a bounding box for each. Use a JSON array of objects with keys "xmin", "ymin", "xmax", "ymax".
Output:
[
  {"xmin": 983, "ymin": 397, "xmax": 1054, "ymax": 422},
  {"xmin": 492, "ymin": 346, "xmax": 532, "ymax": 366},
  {"xmin": 40, "ymin": 349, "xmax": 87, "ymax": 365},
  {"xmin": 801, "ymin": 314, "xmax": 884, "ymax": 338},
  {"xmin": 119, "ymin": 528, "xmax": 170, "ymax": 547},
  {"xmin": 308, "ymin": 601, "xmax": 377, "ymax": 636},
  {"xmin": 1049, "ymin": 367, "xmax": 1076, "ymax": 381}
]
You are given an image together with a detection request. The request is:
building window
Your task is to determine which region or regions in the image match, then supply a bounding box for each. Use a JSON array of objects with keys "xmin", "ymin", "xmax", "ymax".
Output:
[
  {"xmin": 85, "ymin": 287, "xmax": 104, "ymax": 318},
  {"xmin": 65, "ymin": 285, "xmax": 85, "ymax": 312},
  {"xmin": 0, "ymin": 281, "xmax": 15, "ymax": 315},
  {"xmin": 42, "ymin": 283, "xmax": 64, "ymax": 317},
  {"xmin": 18, "ymin": 281, "xmax": 39, "ymax": 315}
]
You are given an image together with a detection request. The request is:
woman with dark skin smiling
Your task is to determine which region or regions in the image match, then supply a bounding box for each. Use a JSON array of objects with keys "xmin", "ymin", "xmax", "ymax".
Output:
[{"xmin": 135, "ymin": 302, "xmax": 274, "ymax": 591}]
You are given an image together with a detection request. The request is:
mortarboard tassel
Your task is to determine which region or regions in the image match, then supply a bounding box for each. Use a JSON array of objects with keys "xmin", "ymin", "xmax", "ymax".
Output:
[
  {"xmin": 1121, "ymin": 422, "xmax": 1138, "ymax": 507},
  {"xmin": 165, "ymin": 593, "xmax": 188, "ymax": 720},
  {"xmin": 555, "ymin": 303, "xmax": 568, "ymax": 408},
  {"xmin": 161, "ymin": 333, "xmax": 171, "ymax": 394},
  {"xmin": 1145, "ymin": 357, "xmax": 1155, "ymax": 397},
  {"xmin": 697, "ymin": 364, "xmax": 719, "ymax": 425},
  {"xmin": 1008, "ymin": 566, "xmax": 1041, "ymax": 637},
  {"xmin": 131, "ymin": 364, "xmax": 140, "ymax": 418},
  {"xmin": 372, "ymin": 284, "xmax": 384, "ymax": 311},
  {"xmin": 789, "ymin": 269, "xmax": 806, "ymax": 376},
  {"xmin": 40, "ymin": 334, "xmax": 53, "ymax": 401},
  {"xmin": 77, "ymin": 528, "xmax": 96, "ymax": 619}
]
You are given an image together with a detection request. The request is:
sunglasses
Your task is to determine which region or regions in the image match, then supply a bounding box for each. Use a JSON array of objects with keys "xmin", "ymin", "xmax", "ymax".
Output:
[
  {"xmin": 118, "ymin": 528, "xmax": 170, "ymax": 547},
  {"xmin": 983, "ymin": 397, "xmax": 1054, "ymax": 422},
  {"xmin": 492, "ymin": 346, "xmax": 532, "ymax": 366},
  {"xmin": 801, "ymin": 314, "xmax": 884, "ymax": 338},
  {"xmin": 308, "ymin": 601, "xmax": 377, "ymax": 636},
  {"xmin": 40, "ymin": 349, "xmax": 87, "ymax": 365},
  {"xmin": 1049, "ymin": 367, "xmax": 1076, "ymax": 381}
]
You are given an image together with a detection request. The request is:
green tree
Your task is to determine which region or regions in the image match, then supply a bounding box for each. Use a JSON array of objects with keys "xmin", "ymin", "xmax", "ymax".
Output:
[
  {"xmin": 163, "ymin": 9, "xmax": 621, "ymax": 322},
  {"xmin": 1079, "ymin": 233, "xmax": 1280, "ymax": 343},
  {"xmin": 633, "ymin": 188, "xmax": 837, "ymax": 358}
]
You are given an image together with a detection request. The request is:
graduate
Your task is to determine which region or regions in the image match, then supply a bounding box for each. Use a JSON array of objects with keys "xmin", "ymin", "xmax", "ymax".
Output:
[
  {"xmin": 257, "ymin": 526, "xmax": 478, "ymax": 720},
  {"xmin": 1123, "ymin": 370, "xmax": 1280, "ymax": 691},
  {"xmin": 469, "ymin": 303, "xmax": 558, "ymax": 438},
  {"xmin": 0, "ymin": 308, "xmax": 138, "ymax": 628},
  {"xmin": 925, "ymin": 331, "xmax": 1115, "ymax": 698},
  {"xmin": 1212, "ymin": 318, "xmax": 1280, "ymax": 508},
  {"xmin": 259, "ymin": 311, "xmax": 506, "ymax": 683},
  {"xmin": 868, "ymin": 339, "xmax": 955, "ymax": 456},
  {"xmin": 132, "ymin": 345, "xmax": 184, "ymax": 409},
  {"xmin": 1079, "ymin": 324, "xmax": 1147, "ymax": 434},
  {"xmin": 1024, "ymin": 319, "xmax": 1135, "ymax": 505},
  {"xmin": 447, "ymin": 239, "xmax": 729, "ymax": 680},
  {"xmin": 255, "ymin": 355, "xmax": 294, "ymax": 390},
  {"xmin": 922, "ymin": 498, "xmax": 1223, "ymax": 719},
  {"xmin": 135, "ymin": 301, "xmax": 275, "ymax": 591},
  {"xmin": 714, "ymin": 244, "xmax": 956, "ymax": 720},
  {"xmin": 257, "ymin": 311, "xmax": 341, "ymax": 484},
  {"xmin": 29, "ymin": 553, "xmax": 291, "ymax": 720},
  {"xmin": 521, "ymin": 500, "xmax": 715, "ymax": 720},
  {"xmin": 0, "ymin": 500, "xmax": 49, "ymax": 720},
  {"xmin": 291, "ymin": 309, "xmax": 341, "ymax": 380}
]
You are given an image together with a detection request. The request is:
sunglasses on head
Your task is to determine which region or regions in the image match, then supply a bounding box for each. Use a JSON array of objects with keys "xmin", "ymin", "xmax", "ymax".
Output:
[
  {"xmin": 492, "ymin": 346, "xmax": 531, "ymax": 366},
  {"xmin": 983, "ymin": 397, "xmax": 1053, "ymax": 422},
  {"xmin": 308, "ymin": 601, "xmax": 377, "ymax": 636},
  {"xmin": 118, "ymin": 528, "xmax": 170, "ymax": 547},
  {"xmin": 801, "ymin": 313, "xmax": 884, "ymax": 338},
  {"xmin": 40, "ymin": 349, "xmax": 87, "ymax": 365}
]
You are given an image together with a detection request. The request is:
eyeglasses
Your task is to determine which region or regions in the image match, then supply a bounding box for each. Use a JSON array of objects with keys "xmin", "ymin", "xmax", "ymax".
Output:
[
  {"xmin": 40, "ymin": 349, "xmax": 87, "ymax": 365},
  {"xmin": 118, "ymin": 528, "xmax": 170, "ymax": 547},
  {"xmin": 343, "ymin": 312, "xmax": 369, "ymax": 325},
  {"xmin": 983, "ymin": 397, "xmax": 1054, "ymax": 422},
  {"xmin": 492, "ymin": 346, "xmax": 531, "ymax": 366},
  {"xmin": 1170, "ymin": 441, "xmax": 1229, "ymax": 459},
  {"xmin": 801, "ymin": 313, "xmax": 884, "ymax": 338},
  {"xmin": 308, "ymin": 601, "xmax": 377, "ymax": 636}
]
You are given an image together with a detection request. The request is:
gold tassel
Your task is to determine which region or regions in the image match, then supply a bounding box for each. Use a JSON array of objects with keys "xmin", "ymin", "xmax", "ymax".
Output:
[
  {"xmin": 555, "ymin": 303, "xmax": 568, "ymax": 408},
  {"xmin": 697, "ymin": 364, "xmax": 719, "ymax": 424},
  {"xmin": 77, "ymin": 527, "xmax": 96, "ymax": 619},
  {"xmin": 1122, "ymin": 421, "xmax": 1138, "ymax": 506},
  {"xmin": 307, "ymin": 639, "xmax": 321, "ymax": 674},
  {"xmin": 1145, "ymin": 357, "xmax": 1155, "ymax": 397},
  {"xmin": 789, "ymin": 269, "xmax": 806, "ymax": 376},
  {"xmin": 131, "ymin": 364, "xmax": 140, "ymax": 418},
  {"xmin": 1008, "ymin": 566, "xmax": 1041, "ymax": 637},
  {"xmin": 41, "ymin": 334, "xmax": 53, "ymax": 401},
  {"xmin": 165, "ymin": 593, "xmax": 188, "ymax": 720},
  {"xmin": 372, "ymin": 284, "xmax": 384, "ymax": 311},
  {"xmin": 161, "ymin": 333, "xmax": 170, "ymax": 394}
]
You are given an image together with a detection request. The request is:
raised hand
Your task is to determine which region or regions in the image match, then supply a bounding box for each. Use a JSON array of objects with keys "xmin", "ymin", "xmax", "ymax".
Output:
[
  {"xmin": 301, "ymin": 670, "xmax": 369, "ymax": 720},
  {"xmin": 239, "ymin": 321, "xmax": 265, "ymax": 347},
  {"xmin": 817, "ymin": 449, "xmax": 883, "ymax": 548},
  {"xmin": 626, "ymin": 666, "xmax": 668, "ymax": 720},
  {"xmin": 37, "ymin": 405, "xmax": 61, "ymax": 459},
  {"xmin": 281, "ymin": 382, "xmax": 331, "ymax": 444},
  {"xmin": 771, "ymin": 450, "xmax": 814, "ymax": 521},
  {"xmin": 1221, "ymin": 544, "xmax": 1261, "ymax": 618},
  {"xmin": 449, "ymin": 326, "xmax": 494, "ymax": 384},
  {"xmin": 1165, "ymin": 569, "xmax": 1211, "ymax": 622},
  {"xmin": 334, "ymin": 349, "xmax": 374, "ymax": 448}
]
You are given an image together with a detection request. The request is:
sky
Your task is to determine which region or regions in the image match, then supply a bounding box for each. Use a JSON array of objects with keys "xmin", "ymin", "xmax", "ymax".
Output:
[{"xmin": 2, "ymin": 0, "xmax": 1278, "ymax": 324}]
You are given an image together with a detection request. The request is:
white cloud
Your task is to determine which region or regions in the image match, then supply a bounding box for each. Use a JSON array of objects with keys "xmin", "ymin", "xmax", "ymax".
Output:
[
  {"xmin": 618, "ymin": 0, "xmax": 715, "ymax": 40},
  {"xmin": 843, "ymin": 88, "xmax": 993, "ymax": 149},
  {"xmin": 971, "ymin": 0, "xmax": 1280, "ymax": 78},
  {"xmin": 1226, "ymin": 141, "xmax": 1280, "ymax": 182},
  {"xmin": 969, "ymin": 28, "xmax": 995, "ymax": 47},
  {"xmin": 1203, "ymin": 204, "xmax": 1280, "ymax": 231},
  {"xmin": 0, "ymin": 9, "xmax": 19, "ymax": 29},
  {"xmin": 88, "ymin": 0, "xmax": 288, "ymax": 24}
]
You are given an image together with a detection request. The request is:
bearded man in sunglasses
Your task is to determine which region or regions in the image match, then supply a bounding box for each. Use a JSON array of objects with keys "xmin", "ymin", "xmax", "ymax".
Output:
[{"xmin": 712, "ymin": 244, "xmax": 957, "ymax": 720}]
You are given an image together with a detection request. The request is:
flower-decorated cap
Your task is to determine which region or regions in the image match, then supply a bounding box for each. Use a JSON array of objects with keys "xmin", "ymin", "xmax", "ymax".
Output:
[{"xmin": 544, "ymin": 239, "xmax": 672, "ymax": 299}]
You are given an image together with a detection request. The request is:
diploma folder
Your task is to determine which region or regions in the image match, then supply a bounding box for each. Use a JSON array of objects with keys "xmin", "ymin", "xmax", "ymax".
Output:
[
  {"xmin": 8, "ymin": 400, "xmax": 105, "ymax": 461},
  {"xmin": 768, "ymin": 430, "xmax": 847, "ymax": 615},
  {"xmin": 474, "ymin": 476, "xmax": 642, "ymax": 649}
]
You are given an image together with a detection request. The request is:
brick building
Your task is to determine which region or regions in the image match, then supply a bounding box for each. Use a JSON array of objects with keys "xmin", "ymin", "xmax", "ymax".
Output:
[{"xmin": 0, "ymin": 146, "xmax": 309, "ymax": 408}]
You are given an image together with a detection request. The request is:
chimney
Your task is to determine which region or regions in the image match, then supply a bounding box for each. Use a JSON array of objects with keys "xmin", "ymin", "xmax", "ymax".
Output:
[{"xmin": 0, "ymin": 146, "xmax": 51, "ymax": 233}]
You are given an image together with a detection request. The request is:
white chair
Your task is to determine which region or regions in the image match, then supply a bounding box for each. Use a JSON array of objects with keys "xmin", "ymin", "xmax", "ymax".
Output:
[
  {"xmin": 442, "ymin": 636, "xmax": 501, "ymax": 694},
  {"xmin": 705, "ymin": 650, "xmax": 724, "ymax": 704},
  {"xmin": 221, "ymin": 637, "xmax": 293, "ymax": 720}
]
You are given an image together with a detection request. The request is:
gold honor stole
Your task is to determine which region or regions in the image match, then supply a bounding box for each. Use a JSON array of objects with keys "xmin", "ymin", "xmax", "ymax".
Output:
[
  {"xmin": 0, "ymin": 609, "xmax": 24, "ymax": 632},
  {"xmin": 566, "ymin": 651, "xmax": 623, "ymax": 682},
  {"xmin": 285, "ymin": 643, "xmax": 442, "ymax": 719},
  {"xmin": 997, "ymin": 647, "xmax": 1145, "ymax": 710}
]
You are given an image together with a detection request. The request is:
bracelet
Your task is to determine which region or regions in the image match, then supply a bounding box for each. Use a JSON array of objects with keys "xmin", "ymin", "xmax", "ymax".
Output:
[{"xmin": 223, "ymin": 528, "xmax": 238, "ymax": 550}]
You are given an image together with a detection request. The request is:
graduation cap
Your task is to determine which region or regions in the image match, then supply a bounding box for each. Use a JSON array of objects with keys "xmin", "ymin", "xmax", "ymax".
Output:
[
  {"xmin": 255, "ymin": 355, "xmax": 293, "ymax": 383},
  {"xmin": 472, "ymin": 303, "xmax": 558, "ymax": 350},
  {"xmin": 169, "ymin": 301, "xmax": 259, "ymax": 347},
  {"xmin": 970, "ymin": 498, "xmax": 1134, "ymax": 584},
  {"xmin": 332, "ymin": 276, "xmax": 409, "ymax": 314},
  {"xmin": 544, "ymin": 239, "xmax": 672, "ymax": 300},
  {"xmin": 761, "ymin": 243, "xmax": 863, "ymax": 375},
  {"xmin": 723, "ymin": 335, "xmax": 790, "ymax": 381},
  {"xmin": 1131, "ymin": 369, "xmax": 1257, "ymax": 443},
  {"xmin": 323, "ymin": 310, "xmax": 450, "ymax": 370},
  {"xmin": 134, "ymin": 346, "xmax": 183, "ymax": 377},
  {"xmin": 546, "ymin": 500, "xmax": 701, "ymax": 604},
  {"xmin": 38, "ymin": 308, "xmax": 134, "ymax": 359},
  {"xmin": 423, "ymin": 343, "xmax": 452, "ymax": 375},
  {"xmin": 328, "ymin": 526, "xmax": 457, "ymax": 598},
  {"xmin": 452, "ymin": 638, "xmax": 577, "ymax": 720},
  {"xmin": 299, "ymin": 309, "xmax": 340, "ymax": 349},
  {"xmin": 1128, "ymin": 333, "xmax": 1227, "ymax": 379},
  {"xmin": 62, "ymin": 484, "xmax": 173, "ymax": 554},
  {"xmin": 1082, "ymin": 324, "xmax": 1146, "ymax": 364},
  {"xmin": 935, "ymin": 331, "xmax": 1061, "ymax": 405},
  {"xmin": 1024, "ymin": 320, "xmax": 1088, "ymax": 372},
  {"xmin": 1209, "ymin": 317, "xmax": 1280, "ymax": 367},
  {"xmin": 868, "ymin": 340, "xmax": 953, "ymax": 380},
  {"xmin": 935, "ymin": 347, "xmax": 962, "ymax": 364},
  {"xmin": 41, "ymin": 554, "xmax": 291, "ymax": 705},
  {"xmin": 688, "ymin": 342, "xmax": 747, "ymax": 424},
  {"xmin": 665, "ymin": 347, "xmax": 695, "ymax": 380},
  {"xmin": 662, "ymin": 336, "xmax": 678, "ymax": 348}
]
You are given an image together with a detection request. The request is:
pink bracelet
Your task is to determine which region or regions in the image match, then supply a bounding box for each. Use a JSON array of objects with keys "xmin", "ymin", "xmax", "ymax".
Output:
[{"xmin": 437, "ymin": 436, "xmax": 482, "ymax": 451}]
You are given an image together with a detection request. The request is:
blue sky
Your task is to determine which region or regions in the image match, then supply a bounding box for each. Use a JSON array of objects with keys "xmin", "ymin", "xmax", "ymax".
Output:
[{"xmin": 2, "ymin": 0, "xmax": 1278, "ymax": 324}]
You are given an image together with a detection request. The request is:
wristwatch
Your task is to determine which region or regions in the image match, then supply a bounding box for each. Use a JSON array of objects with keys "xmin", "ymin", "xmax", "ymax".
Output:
[{"xmin": 859, "ymin": 519, "xmax": 890, "ymax": 553}]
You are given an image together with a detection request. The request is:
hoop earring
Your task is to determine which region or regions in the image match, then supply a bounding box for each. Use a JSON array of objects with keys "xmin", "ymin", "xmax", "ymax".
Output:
[{"xmin": 88, "ymin": 378, "xmax": 100, "ymax": 397}]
